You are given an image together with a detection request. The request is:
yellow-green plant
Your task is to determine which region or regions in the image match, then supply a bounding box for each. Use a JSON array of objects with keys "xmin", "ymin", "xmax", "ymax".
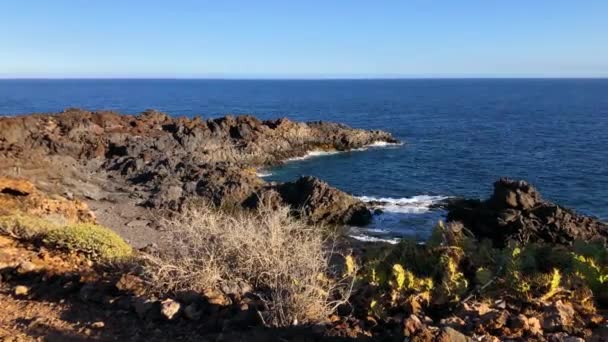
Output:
[
  {"xmin": 0, "ymin": 212, "xmax": 132, "ymax": 261},
  {"xmin": 503, "ymin": 247, "xmax": 532, "ymax": 297},
  {"xmin": 44, "ymin": 223, "xmax": 133, "ymax": 261},
  {"xmin": 572, "ymin": 254, "xmax": 608, "ymax": 296},
  {"xmin": 391, "ymin": 264, "xmax": 433, "ymax": 292},
  {"xmin": 436, "ymin": 253, "xmax": 468, "ymax": 300},
  {"xmin": 368, "ymin": 299, "xmax": 387, "ymax": 320},
  {"xmin": 0, "ymin": 213, "xmax": 59, "ymax": 239},
  {"xmin": 540, "ymin": 268, "xmax": 561, "ymax": 300},
  {"xmin": 345, "ymin": 254, "xmax": 357, "ymax": 277}
]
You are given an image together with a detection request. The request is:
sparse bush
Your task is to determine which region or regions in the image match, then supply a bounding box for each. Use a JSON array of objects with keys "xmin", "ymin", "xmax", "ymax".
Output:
[
  {"xmin": 140, "ymin": 200, "xmax": 351, "ymax": 327},
  {"xmin": 0, "ymin": 212, "xmax": 132, "ymax": 261},
  {"xmin": 0, "ymin": 213, "xmax": 58, "ymax": 239},
  {"xmin": 44, "ymin": 222, "xmax": 133, "ymax": 261}
]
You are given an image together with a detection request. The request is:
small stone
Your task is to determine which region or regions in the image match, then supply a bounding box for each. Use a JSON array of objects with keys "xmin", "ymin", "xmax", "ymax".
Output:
[
  {"xmin": 481, "ymin": 310, "xmax": 509, "ymax": 330},
  {"xmin": 184, "ymin": 304, "xmax": 201, "ymax": 320},
  {"xmin": 403, "ymin": 314, "xmax": 423, "ymax": 336},
  {"xmin": 542, "ymin": 300, "xmax": 575, "ymax": 332},
  {"xmin": 14, "ymin": 285, "xmax": 29, "ymax": 296},
  {"xmin": 17, "ymin": 261, "xmax": 37, "ymax": 273},
  {"xmin": 437, "ymin": 327, "xmax": 471, "ymax": 342},
  {"xmin": 494, "ymin": 299, "xmax": 506, "ymax": 310},
  {"xmin": 160, "ymin": 299, "xmax": 181, "ymax": 320},
  {"xmin": 91, "ymin": 321, "xmax": 105, "ymax": 329},
  {"xmin": 527, "ymin": 317, "xmax": 542, "ymax": 335},
  {"xmin": 440, "ymin": 316, "xmax": 466, "ymax": 328}
]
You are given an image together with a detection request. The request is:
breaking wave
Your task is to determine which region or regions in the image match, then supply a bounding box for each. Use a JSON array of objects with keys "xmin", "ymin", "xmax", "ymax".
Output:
[
  {"xmin": 349, "ymin": 194, "xmax": 449, "ymax": 243},
  {"xmin": 285, "ymin": 140, "xmax": 403, "ymax": 162},
  {"xmin": 357, "ymin": 195, "xmax": 448, "ymax": 214}
]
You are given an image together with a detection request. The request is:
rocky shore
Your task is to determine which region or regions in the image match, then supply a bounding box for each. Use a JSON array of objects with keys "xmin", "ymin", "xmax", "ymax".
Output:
[
  {"xmin": 0, "ymin": 109, "xmax": 397, "ymax": 247},
  {"xmin": 1, "ymin": 110, "xmax": 607, "ymax": 341},
  {"xmin": 446, "ymin": 178, "xmax": 608, "ymax": 247}
]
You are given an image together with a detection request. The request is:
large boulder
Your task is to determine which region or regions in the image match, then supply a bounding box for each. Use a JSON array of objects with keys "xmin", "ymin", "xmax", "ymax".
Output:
[
  {"xmin": 273, "ymin": 176, "xmax": 372, "ymax": 226},
  {"xmin": 447, "ymin": 178, "xmax": 608, "ymax": 246}
]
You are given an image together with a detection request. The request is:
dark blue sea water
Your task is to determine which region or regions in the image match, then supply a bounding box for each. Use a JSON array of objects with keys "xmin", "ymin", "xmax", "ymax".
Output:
[{"xmin": 1, "ymin": 79, "xmax": 607, "ymax": 240}]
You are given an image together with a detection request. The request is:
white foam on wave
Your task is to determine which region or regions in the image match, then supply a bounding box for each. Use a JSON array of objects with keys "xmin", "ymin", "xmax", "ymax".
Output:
[
  {"xmin": 350, "ymin": 234, "xmax": 400, "ymax": 244},
  {"xmin": 286, "ymin": 141, "xmax": 403, "ymax": 162},
  {"xmin": 285, "ymin": 150, "xmax": 341, "ymax": 162},
  {"xmin": 348, "ymin": 194, "xmax": 448, "ymax": 244},
  {"xmin": 368, "ymin": 141, "xmax": 403, "ymax": 147},
  {"xmin": 352, "ymin": 141, "xmax": 404, "ymax": 152},
  {"xmin": 256, "ymin": 170, "xmax": 273, "ymax": 177},
  {"xmin": 357, "ymin": 195, "xmax": 448, "ymax": 214}
]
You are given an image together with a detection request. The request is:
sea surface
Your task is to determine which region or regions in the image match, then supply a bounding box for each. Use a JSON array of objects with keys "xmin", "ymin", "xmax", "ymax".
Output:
[{"xmin": 1, "ymin": 79, "xmax": 607, "ymax": 241}]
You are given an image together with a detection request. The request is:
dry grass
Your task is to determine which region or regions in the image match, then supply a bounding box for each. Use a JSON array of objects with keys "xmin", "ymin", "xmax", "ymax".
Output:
[{"xmin": 140, "ymin": 199, "xmax": 352, "ymax": 327}]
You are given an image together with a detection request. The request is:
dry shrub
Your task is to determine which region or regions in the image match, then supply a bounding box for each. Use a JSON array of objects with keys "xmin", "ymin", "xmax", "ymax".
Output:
[{"xmin": 141, "ymin": 199, "xmax": 351, "ymax": 326}]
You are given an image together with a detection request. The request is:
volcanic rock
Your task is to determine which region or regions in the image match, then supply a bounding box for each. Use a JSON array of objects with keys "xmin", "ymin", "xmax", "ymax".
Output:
[
  {"xmin": 255, "ymin": 176, "xmax": 372, "ymax": 226},
  {"xmin": 0, "ymin": 109, "xmax": 398, "ymax": 242},
  {"xmin": 446, "ymin": 178, "xmax": 608, "ymax": 246}
]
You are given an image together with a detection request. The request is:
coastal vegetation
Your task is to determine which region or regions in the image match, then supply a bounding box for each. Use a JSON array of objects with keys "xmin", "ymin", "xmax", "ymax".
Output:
[{"xmin": 140, "ymin": 199, "xmax": 354, "ymax": 327}]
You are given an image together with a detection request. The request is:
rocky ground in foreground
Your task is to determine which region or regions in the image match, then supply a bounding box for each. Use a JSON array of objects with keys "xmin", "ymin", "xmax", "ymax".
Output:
[
  {"xmin": 1, "ymin": 110, "xmax": 608, "ymax": 341},
  {"xmin": 1, "ymin": 176, "xmax": 607, "ymax": 341}
]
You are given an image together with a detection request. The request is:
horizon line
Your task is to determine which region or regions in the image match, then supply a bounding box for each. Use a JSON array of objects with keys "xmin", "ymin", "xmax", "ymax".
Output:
[{"xmin": 1, "ymin": 76, "xmax": 608, "ymax": 81}]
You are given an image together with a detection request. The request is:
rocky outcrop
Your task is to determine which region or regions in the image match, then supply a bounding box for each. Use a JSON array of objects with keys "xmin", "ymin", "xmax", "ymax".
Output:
[
  {"xmin": 0, "ymin": 109, "xmax": 397, "ymax": 165},
  {"xmin": 447, "ymin": 178, "xmax": 608, "ymax": 246},
  {"xmin": 275, "ymin": 176, "xmax": 372, "ymax": 226},
  {"xmin": 0, "ymin": 109, "xmax": 397, "ymax": 231},
  {"xmin": 246, "ymin": 176, "xmax": 372, "ymax": 226}
]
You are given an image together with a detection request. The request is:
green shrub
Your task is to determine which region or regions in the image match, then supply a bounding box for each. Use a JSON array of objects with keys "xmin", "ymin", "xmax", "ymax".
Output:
[
  {"xmin": 44, "ymin": 222, "xmax": 132, "ymax": 261},
  {"xmin": 0, "ymin": 213, "xmax": 59, "ymax": 239},
  {"xmin": 0, "ymin": 212, "xmax": 132, "ymax": 261}
]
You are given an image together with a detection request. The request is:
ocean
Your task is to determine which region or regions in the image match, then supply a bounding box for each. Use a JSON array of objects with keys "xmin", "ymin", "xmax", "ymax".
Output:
[{"xmin": 1, "ymin": 79, "xmax": 607, "ymax": 241}]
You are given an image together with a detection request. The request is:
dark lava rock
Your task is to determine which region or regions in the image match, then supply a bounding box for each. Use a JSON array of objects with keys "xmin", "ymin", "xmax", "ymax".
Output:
[
  {"xmin": 276, "ymin": 176, "xmax": 372, "ymax": 226},
  {"xmin": 447, "ymin": 178, "xmax": 608, "ymax": 246},
  {"xmin": 248, "ymin": 176, "xmax": 372, "ymax": 226},
  {"xmin": 0, "ymin": 109, "xmax": 396, "ymax": 230}
]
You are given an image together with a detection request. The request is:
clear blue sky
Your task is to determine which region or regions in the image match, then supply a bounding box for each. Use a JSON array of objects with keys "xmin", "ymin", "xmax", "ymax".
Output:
[{"xmin": 1, "ymin": 0, "xmax": 607, "ymax": 78}]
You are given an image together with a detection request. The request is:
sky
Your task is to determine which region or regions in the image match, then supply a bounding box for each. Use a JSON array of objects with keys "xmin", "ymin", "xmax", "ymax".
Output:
[{"xmin": 1, "ymin": 0, "xmax": 607, "ymax": 78}]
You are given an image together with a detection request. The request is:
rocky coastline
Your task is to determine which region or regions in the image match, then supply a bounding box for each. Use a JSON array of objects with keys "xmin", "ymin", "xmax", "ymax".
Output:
[
  {"xmin": 0, "ymin": 109, "xmax": 397, "ymax": 247},
  {"xmin": 0, "ymin": 109, "xmax": 607, "ymax": 341}
]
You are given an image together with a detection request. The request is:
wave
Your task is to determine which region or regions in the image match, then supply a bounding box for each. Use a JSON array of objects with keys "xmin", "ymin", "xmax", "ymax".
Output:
[
  {"xmin": 352, "ymin": 140, "xmax": 404, "ymax": 151},
  {"xmin": 285, "ymin": 150, "xmax": 341, "ymax": 162},
  {"xmin": 349, "ymin": 234, "xmax": 400, "ymax": 244},
  {"xmin": 357, "ymin": 195, "xmax": 448, "ymax": 214},
  {"xmin": 256, "ymin": 170, "xmax": 273, "ymax": 177},
  {"xmin": 285, "ymin": 141, "xmax": 403, "ymax": 162}
]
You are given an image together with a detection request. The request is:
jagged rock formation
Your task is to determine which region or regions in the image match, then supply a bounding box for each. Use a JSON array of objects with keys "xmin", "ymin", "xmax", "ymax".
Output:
[
  {"xmin": 447, "ymin": 178, "xmax": 608, "ymax": 246},
  {"xmin": 246, "ymin": 176, "xmax": 373, "ymax": 226},
  {"xmin": 275, "ymin": 176, "xmax": 373, "ymax": 226},
  {"xmin": 0, "ymin": 109, "xmax": 398, "ymax": 239}
]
